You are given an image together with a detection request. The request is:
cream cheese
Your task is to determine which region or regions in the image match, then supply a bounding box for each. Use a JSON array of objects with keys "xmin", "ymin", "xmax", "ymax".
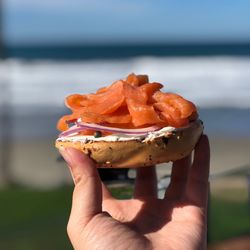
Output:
[{"xmin": 57, "ymin": 126, "xmax": 177, "ymax": 143}]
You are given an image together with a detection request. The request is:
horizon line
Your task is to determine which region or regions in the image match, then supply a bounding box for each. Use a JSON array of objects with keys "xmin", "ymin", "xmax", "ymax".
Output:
[{"xmin": 5, "ymin": 41, "xmax": 250, "ymax": 48}]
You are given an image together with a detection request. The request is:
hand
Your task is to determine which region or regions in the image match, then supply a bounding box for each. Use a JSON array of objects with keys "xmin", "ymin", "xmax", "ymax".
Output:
[{"xmin": 60, "ymin": 135, "xmax": 210, "ymax": 250}]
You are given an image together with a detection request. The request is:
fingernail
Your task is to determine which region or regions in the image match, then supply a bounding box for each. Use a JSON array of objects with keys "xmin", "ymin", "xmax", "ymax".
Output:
[
  {"xmin": 66, "ymin": 147, "xmax": 86, "ymax": 165},
  {"xmin": 60, "ymin": 147, "xmax": 96, "ymax": 180},
  {"xmin": 59, "ymin": 147, "xmax": 74, "ymax": 167},
  {"xmin": 60, "ymin": 147, "xmax": 92, "ymax": 169},
  {"xmin": 59, "ymin": 147, "xmax": 78, "ymax": 184}
]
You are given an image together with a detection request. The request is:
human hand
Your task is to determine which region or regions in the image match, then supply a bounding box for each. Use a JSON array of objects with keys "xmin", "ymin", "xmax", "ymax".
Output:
[{"xmin": 60, "ymin": 135, "xmax": 210, "ymax": 250}]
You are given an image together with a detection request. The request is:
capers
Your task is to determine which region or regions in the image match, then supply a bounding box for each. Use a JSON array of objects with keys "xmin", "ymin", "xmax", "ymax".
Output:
[{"xmin": 94, "ymin": 131, "xmax": 102, "ymax": 138}]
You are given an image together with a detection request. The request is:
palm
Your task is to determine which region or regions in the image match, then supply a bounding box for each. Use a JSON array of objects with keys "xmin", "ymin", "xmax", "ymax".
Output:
[
  {"xmin": 108, "ymin": 199, "xmax": 202, "ymax": 238},
  {"xmin": 61, "ymin": 135, "xmax": 209, "ymax": 250},
  {"xmin": 89, "ymin": 184, "xmax": 206, "ymax": 250}
]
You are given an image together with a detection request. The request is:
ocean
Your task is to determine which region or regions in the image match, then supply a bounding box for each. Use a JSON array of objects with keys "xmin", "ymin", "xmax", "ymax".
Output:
[{"xmin": 0, "ymin": 44, "xmax": 250, "ymax": 138}]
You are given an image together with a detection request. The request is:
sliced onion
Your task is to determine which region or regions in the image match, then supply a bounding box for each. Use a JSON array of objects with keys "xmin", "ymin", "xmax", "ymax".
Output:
[
  {"xmin": 59, "ymin": 122, "xmax": 161, "ymax": 137},
  {"xmin": 76, "ymin": 121, "xmax": 161, "ymax": 135},
  {"xmin": 59, "ymin": 125, "xmax": 83, "ymax": 137}
]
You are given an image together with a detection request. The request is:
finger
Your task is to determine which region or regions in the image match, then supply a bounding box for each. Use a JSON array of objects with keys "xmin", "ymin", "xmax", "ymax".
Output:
[
  {"xmin": 185, "ymin": 135, "xmax": 210, "ymax": 207},
  {"xmin": 101, "ymin": 182, "xmax": 120, "ymax": 218},
  {"xmin": 164, "ymin": 155, "xmax": 191, "ymax": 200},
  {"xmin": 134, "ymin": 166, "xmax": 157, "ymax": 199},
  {"xmin": 102, "ymin": 182, "xmax": 114, "ymax": 200},
  {"xmin": 59, "ymin": 147, "xmax": 102, "ymax": 231}
]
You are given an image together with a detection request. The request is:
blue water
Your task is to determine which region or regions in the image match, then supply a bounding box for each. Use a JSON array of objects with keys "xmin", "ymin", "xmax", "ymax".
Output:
[{"xmin": 6, "ymin": 43, "xmax": 250, "ymax": 60}]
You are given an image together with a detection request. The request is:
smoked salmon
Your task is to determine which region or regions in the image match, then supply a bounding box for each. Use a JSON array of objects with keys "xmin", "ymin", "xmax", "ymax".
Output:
[{"xmin": 57, "ymin": 74, "xmax": 198, "ymax": 132}]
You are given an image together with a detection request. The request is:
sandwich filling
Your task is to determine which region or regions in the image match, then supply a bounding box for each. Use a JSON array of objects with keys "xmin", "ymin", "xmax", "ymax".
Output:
[
  {"xmin": 57, "ymin": 73, "xmax": 199, "ymax": 146},
  {"xmin": 57, "ymin": 120, "xmax": 199, "ymax": 143}
]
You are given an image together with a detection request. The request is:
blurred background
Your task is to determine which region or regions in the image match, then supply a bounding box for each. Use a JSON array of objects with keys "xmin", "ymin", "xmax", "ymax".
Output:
[{"xmin": 0, "ymin": 0, "xmax": 250, "ymax": 249}]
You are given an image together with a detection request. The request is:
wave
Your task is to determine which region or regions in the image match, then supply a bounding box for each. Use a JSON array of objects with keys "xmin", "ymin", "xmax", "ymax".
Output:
[{"xmin": 1, "ymin": 56, "xmax": 250, "ymax": 111}]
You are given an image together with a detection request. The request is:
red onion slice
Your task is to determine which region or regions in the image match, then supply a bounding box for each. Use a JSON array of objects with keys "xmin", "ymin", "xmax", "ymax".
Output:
[
  {"xmin": 76, "ymin": 121, "xmax": 161, "ymax": 135},
  {"xmin": 59, "ymin": 122, "xmax": 161, "ymax": 137},
  {"xmin": 59, "ymin": 126, "xmax": 83, "ymax": 137}
]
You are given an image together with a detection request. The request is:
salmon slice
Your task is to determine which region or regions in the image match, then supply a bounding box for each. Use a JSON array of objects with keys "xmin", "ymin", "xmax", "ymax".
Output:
[
  {"xmin": 154, "ymin": 102, "xmax": 180, "ymax": 117},
  {"xmin": 139, "ymin": 82, "xmax": 163, "ymax": 103},
  {"xmin": 81, "ymin": 106, "xmax": 131, "ymax": 124},
  {"xmin": 154, "ymin": 102, "xmax": 189, "ymax": 127},
  {"xmin": 126, "ymin": 73, "xmax": 149, "ymax": 86},
  {"xmin": 82, "ymin": 113, "xmax": 131, "ymax": 124},
  {"xmin": 153, "ymin": 91, "xmax": 196, "ymax": 118},
  {"xmin": 152, "ymin": 91, "xmax": 181, "ymax": 103},
  {"xmin": 86, "ymin": 97, "xmax": 125, "ymax": 115},
  {"xmin": 96, "ymin": 87, "xmax": 107, "ymax": 93},
  {"xmin": 85, "ymin": 80, "xmax": 125, "ymax": 114},
  {"xmin": 169, "ymin": 98, "xmax": 196, "ymax": 119},
  {"xmin": 96, "ymin": 79, "xmax": 121, "ymax": 94},
  {"xmin": 65, "ymin": 94, "xmax": 88, "ymax": 111},
  {"xmin": 123, "ymin": 82, "xmax": 147, "ymax": 104},
  {"xmin": 57, "ymin": 113, "xmax": 79, "ymax": 131},
  {"xmin": 127, "ymin": 99, "xmax": 162, "ymax": 127},
  {"xmin": 159, "ymin": 112, "xmax": 189, "ymax": 128},
  {"xmin": 123, "ymin": 82, "xmax": 162, "ymax": 126}
]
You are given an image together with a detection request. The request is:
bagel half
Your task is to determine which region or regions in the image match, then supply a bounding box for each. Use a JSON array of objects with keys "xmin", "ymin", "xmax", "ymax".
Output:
[{"xmin": 55, "ymin": 119, "xmax": 203, "ymax": 168}]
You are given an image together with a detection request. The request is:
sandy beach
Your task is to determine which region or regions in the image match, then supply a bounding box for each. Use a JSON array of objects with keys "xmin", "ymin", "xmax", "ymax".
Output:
[{"xmin": 1, "ymin": 134, "xmax": 249, "ymax": 189}]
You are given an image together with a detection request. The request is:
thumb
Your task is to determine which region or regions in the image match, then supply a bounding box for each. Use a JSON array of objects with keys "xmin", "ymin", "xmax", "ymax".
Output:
[{"xmin": 59, "ymin": 147, "xmax": 102, "ymax": 236}]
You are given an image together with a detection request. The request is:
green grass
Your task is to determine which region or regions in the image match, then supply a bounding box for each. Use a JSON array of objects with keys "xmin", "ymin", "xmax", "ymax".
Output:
[
  {"xmin": 209, "ymin": 191, "xmax": 250, "ymax": 244},
  {"xmin": 0, "ymin": 186, "xmax": 250, "ymax": 249},
  {"xmin": 0, "ymin": 187, "xmax": 73, "ymax": 250},
  {"xmin": 109, "ymin": 185, "xmax": 133, "ymax": 199}
]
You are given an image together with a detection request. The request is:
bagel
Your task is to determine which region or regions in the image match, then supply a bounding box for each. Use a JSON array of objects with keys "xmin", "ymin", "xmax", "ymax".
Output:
[{"xmin": 55, "ymin": 120, "xmax": 203, "ymax": 168}]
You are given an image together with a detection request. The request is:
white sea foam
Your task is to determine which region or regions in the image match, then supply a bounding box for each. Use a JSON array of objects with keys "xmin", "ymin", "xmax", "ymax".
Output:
[{"xmin": 1, "ymin": 56, "xmax": 250, "ymax": 112}]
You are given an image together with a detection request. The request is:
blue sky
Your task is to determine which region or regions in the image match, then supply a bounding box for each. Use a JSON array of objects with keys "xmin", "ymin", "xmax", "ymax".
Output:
[{"xmin": 3, "ymin": 0, "xmax": 250, "ymax": 45}]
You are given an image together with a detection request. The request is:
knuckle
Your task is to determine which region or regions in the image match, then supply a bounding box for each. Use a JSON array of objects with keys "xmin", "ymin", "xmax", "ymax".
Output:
[
  {"xmin": 73, "ymin": 172, "xmax": 98, "ymax": 186},
  {"xmin": 73, "ymin": 173, "xmax": 82, "ymax": 185}
]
